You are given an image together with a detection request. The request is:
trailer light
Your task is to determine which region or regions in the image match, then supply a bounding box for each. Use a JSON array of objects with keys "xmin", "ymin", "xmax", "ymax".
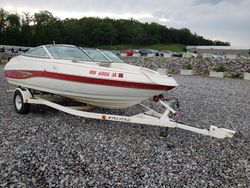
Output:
[{"xmin": 102, "ymin": 115, "xmax": 107, "ymax": 120}]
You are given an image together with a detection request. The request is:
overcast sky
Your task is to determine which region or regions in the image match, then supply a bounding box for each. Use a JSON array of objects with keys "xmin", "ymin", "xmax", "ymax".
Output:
[{"xmin": 1, "ymin": 0, "xmax": 250, "ymax": 47}]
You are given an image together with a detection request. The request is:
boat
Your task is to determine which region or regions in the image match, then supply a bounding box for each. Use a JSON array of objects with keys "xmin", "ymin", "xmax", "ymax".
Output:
[{"xmin": 4, "ymin": 44, "xmax": 178, "ymax": 109}]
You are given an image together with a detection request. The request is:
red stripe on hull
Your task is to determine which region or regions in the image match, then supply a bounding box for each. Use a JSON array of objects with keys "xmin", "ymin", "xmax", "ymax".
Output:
[{"xmin": 4, "ymin": 70, "xmax": 175, "ymax": 91}]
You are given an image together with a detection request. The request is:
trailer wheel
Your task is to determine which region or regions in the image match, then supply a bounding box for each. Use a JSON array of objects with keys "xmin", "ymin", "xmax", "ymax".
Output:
[{"xmin": 14, "ymin": 89, "xmax": 30, "ymax": 114}]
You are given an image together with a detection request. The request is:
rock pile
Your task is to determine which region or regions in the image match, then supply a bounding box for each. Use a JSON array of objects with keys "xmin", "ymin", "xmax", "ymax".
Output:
[{"xmin": 123, "ymin": 57, "xmax": 250, "ymax": 78}]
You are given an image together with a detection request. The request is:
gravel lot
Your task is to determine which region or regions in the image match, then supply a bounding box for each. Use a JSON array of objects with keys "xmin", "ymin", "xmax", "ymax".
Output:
[{"xmin": 0, "ymin": 65, "xmax": 250, "ymax": 187}]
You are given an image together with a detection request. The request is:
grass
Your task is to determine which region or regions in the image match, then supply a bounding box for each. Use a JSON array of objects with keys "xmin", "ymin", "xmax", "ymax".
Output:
[
  {"xmin": 0, "ymin": 59, "xmax": 8, "ymax": 64},
  {"xmin": 96, "ymin": 44, "xmax": 186, "ymax": 52},
  {"xmin": 214, "ymin": 64, "xmax": 225, "ymax": 72},
  {"xmin": 230, "ymin": 74, "xmax": 242, "ymax": 79},
  {"xmin": 184, "ymin": 64, "xmax": 193, "ymax": 70}
]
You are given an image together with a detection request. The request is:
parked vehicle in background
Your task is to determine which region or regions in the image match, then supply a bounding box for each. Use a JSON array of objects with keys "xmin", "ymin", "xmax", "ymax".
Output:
[
  {"xmin": 122, "ymin": 49, "xmax": 134, "ymax": 56},
  {"xmin": 10, "ymin": 48, "xmax": 19, "ymax": 53},
  {"xmin": 19, "ymin": 48, "xmax": 30, "ymax": 53},
  {"xmin": 0, "ymin": 47, "xmax": 5, "ymax": 52},
  {"xmin": 139, "ymin": 49, "xmax": 151, "ymax": 56},
  {"xmin": 172, "ymin": 52, "xmax": 183, "ymax": 57},
  {"xmin": 151, "ymin": 50, "xmax": 164, "ymax": 57},
  {"xmin": 139, "ymin": 49, "xmax": 163, "ymax": 57},
  {"xmin": 112, "ymin": 50, "xmax": 120, "ymax": 56}
]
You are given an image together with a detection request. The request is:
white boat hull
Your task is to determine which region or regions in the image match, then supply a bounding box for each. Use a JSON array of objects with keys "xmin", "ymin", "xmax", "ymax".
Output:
[
  {"xmin": 7, "ymin": 77, "xmax": 166, "ymax": 108},
  {"xmin": 5, "ymin": 55, "xmax": 178, "ymax": 109}
]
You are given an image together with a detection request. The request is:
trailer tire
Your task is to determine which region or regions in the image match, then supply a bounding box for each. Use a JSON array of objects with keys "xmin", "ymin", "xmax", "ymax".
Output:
[{"xmin": 14, "ymin": 89, "xmax": 30, "ymax": 114}]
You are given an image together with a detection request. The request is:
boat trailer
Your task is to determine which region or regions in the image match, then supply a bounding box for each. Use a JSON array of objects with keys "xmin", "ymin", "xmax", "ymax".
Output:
[{"xmin": 14, "ymin": 88, "xmax": 236, "ymax": 139}]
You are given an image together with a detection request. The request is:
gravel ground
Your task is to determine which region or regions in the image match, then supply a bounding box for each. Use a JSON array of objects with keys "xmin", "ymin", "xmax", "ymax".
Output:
[{"xmin": 0, "ymin": 65, "xmax": 250, "ymax": 187}]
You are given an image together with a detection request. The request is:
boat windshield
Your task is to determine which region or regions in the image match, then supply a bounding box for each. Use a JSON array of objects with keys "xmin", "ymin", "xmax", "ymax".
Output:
[
  {"xmin": 100, "ymin": 50, "xmax": 124, "ymax": 63},
  {"xmin": 46, "ymin": 45, "xmax": 92, "ymax": 61},
  {"xmin": 83, "ymin": 48, "xmax": 109, "ymax": 62},
  {"xmin": 82, "ymin": 48, "xmax": 123, "ymax": 63},
  {"xmin": 23, "ymin": 47, "xmax": 50, "ymax": 58},
  {"xmin": 23, "ymin": 45, "xmax": 123, "ymax": 63}
]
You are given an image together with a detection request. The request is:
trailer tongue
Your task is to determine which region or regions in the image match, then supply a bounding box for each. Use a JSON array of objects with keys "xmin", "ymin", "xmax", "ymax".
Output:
[{"xmin": 14, "ymin": 88, "xmax": 235, "ymax": 139}]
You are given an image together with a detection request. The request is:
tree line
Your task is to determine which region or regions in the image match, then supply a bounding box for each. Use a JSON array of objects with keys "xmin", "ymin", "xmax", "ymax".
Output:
[{"xmin": 0, "ymin": 8, "xmax": 230, "ymax": 47}]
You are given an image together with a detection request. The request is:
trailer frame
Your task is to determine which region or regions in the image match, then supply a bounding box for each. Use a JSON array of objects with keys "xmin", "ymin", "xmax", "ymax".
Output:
[{"xmin": 14, "ymin": 88, "xmax": 236, "ymax": 139}]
